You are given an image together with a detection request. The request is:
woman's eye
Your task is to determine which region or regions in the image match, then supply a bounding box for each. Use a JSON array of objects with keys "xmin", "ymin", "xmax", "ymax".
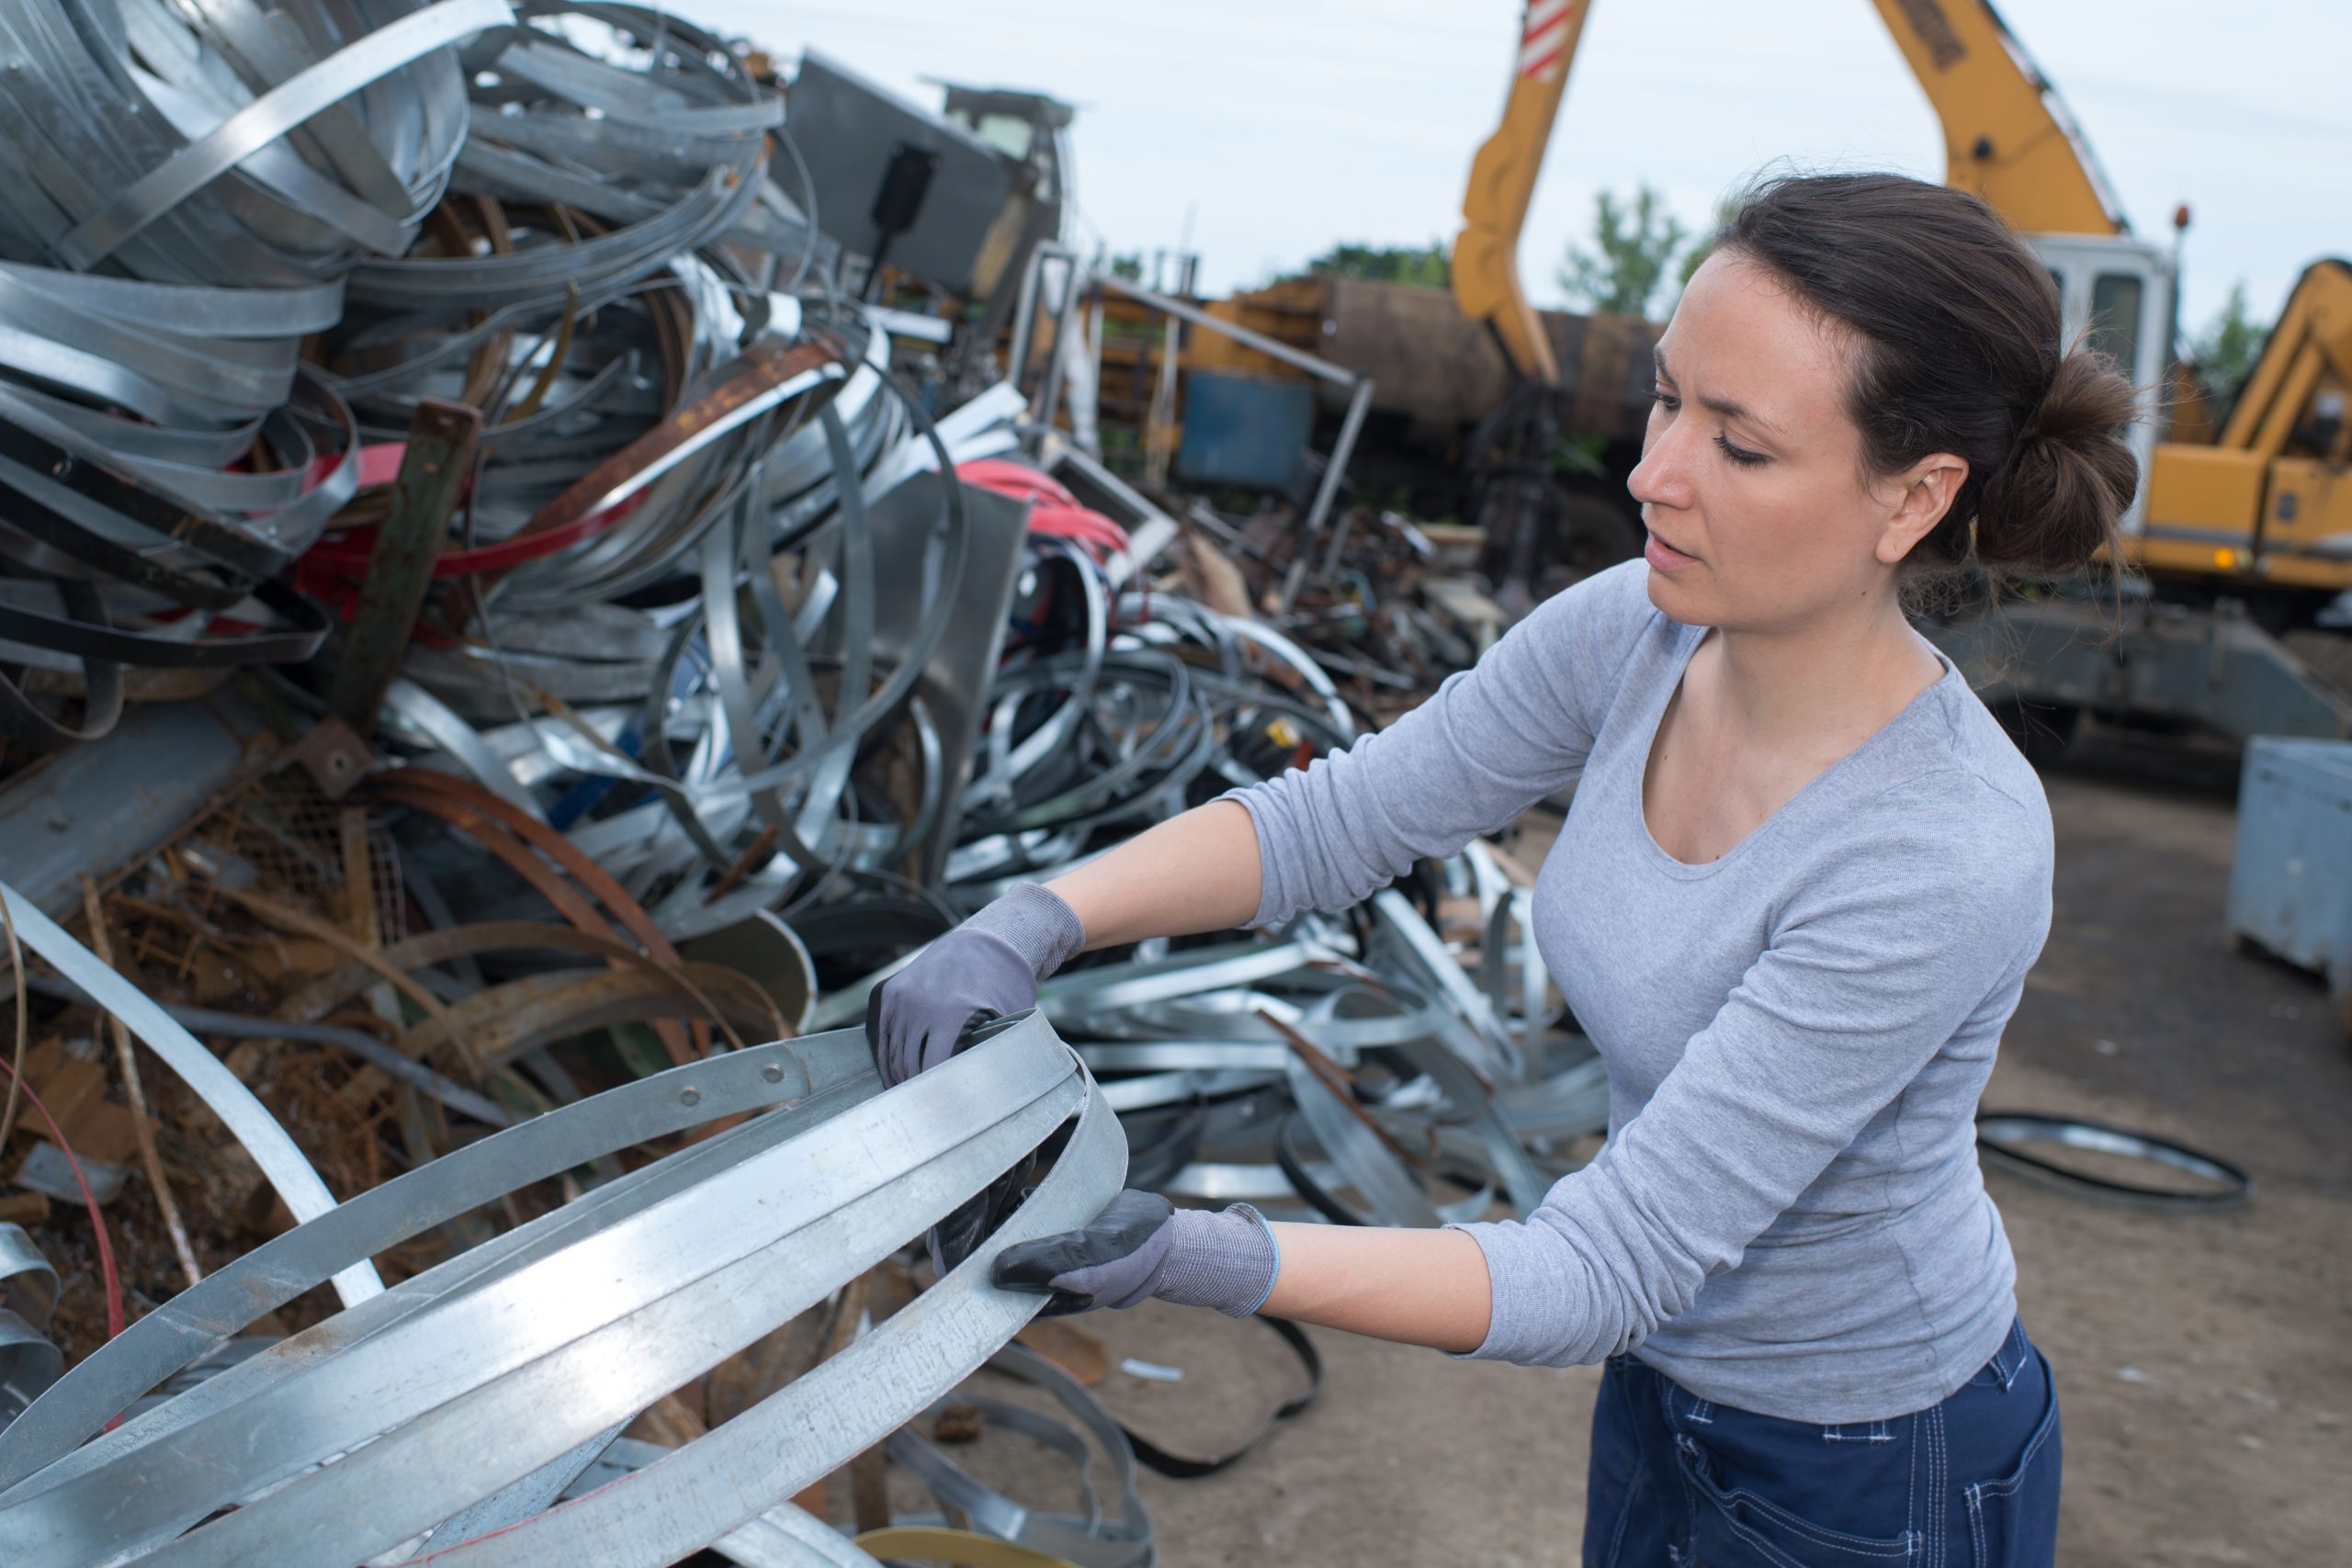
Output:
[
  {"xmin": 1714, "ymin": 433, "xmax": 1768, "ymax": 468},
  {"xmin": 1649, "ymin": 389, "xmax": 1679, "ymax": 412}
]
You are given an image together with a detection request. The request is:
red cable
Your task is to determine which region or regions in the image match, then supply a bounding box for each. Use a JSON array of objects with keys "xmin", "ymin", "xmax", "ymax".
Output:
[
  {"xmin": 295, "ymin": 434, "xmax": 650, "ymax": 585},
  {"xmin": 299, "ymin": 453, "xmax": 1100, "ymax": 592},
  {"xmin": 0, "ymin": 1055, "xmax": 126, "ymax": 1340},
  {"xmin": 956, "ymin": 457, "xmax": 1085, "ymax": 509},
  {"xmin": 298, "ymin": 490, "xmax": 649, "ymax": 582},
  {"xmin": 300, "ymin": 441, "xmax": 410, "ymax": 492},
  {"xmin": 956, "ymin": 459, "xmax": 1130, "ymax": 561},
  {"xmin": 297, "ymin": 454, "xmax": 1107, "ymax": 604}
]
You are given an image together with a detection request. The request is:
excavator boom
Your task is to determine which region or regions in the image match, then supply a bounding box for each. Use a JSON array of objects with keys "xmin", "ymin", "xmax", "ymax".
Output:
[
  {"xmin": 1867, "ymin": 0, "xmax": 2127, "ymax": 237},
  {"xmin": 2218, "ymin": 259, "xmax": 2352, "ymax": 457},
  {"xmin": 1451, "ymin": 0, "xmax": 2131, "ymax": 384},
  {"xmin": 1451, "ymin": 0, "xmax": 1593, "ymax": 386}
]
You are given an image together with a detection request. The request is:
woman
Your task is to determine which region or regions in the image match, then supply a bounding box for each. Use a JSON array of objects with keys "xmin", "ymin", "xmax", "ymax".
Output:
[{"xmin": 872, "ymin": 172, "xmax": 2138, "ymax": 1567}]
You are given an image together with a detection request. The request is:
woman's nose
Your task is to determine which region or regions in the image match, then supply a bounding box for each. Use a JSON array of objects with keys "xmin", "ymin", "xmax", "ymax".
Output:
[{"xmin": 1628, "ymin": 424, "xmax": 1694, "ymax": 513}]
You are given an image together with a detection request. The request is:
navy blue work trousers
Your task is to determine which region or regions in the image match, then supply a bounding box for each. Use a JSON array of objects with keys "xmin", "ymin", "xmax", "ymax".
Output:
[{"xmin": 1584, "ymin": 1319, "xmax": 2062, "ymax": 1568}]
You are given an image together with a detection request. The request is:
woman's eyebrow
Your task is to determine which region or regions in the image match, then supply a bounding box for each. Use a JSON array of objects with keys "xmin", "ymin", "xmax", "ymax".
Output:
[
  {"xmin": 1701, "ymin": 390, "xmax": 1787, "ymax": 438},
  {"xmin": 1655, "ymin": 348, "xmax": 1788, "ymax": 438}
]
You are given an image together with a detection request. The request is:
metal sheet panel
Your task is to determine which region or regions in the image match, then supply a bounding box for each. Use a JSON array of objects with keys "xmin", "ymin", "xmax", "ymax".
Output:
[
  {"xmin": 0, "ymin": 694, "xmax": 272, "ymax": 919},
  {"xmin": 1174, "ymin": 371, "xmax": 1314, "ymax": 491},
  {"xmin": 788, "ymin": 51, "xmax": 1013, "ymax": 296},
  {"xmin": 2226, "ymin": 738, "xmax": 2352, "ymax": 1006}
]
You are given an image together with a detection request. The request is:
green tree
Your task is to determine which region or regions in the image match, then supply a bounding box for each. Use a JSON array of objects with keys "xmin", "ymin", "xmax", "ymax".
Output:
[
  {"xmin": 2192, "ymin": 280, "xmax": 2267, "ymax": 392},
  {"xmin": 1557, "ymin": 185, "xmax": 1687, "ymax": 318},
  {"xmin": 1108, "ymin": 252, "xmax": 1145, "ymax": 282},
  {"xmin": 1305, "ymin": 241, "xmax": 1451, "ymax": 288}
]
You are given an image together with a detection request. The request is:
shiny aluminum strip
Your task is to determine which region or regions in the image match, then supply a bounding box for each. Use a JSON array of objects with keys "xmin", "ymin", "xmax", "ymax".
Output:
[
  {"xmin": 51, "ymin": 0, "xmax": 512, "ymax": 270},
  {"xmin": 0, "ymin": 0, "xmax": 469, "ymax": 288},
  {"xmin": 0, "ymin": 1231, "xmax": 57, "ymax": 1338},
  {"xmin": 1282, "ymin": 1053, "xmax": 1439, "ymax": 1228},
  {"xmin": 1095, "ymin": 1067, "xmax": 1278, "ymax": 1113},
  {"xmin": 1370, "ymin": 887, "xmax": 1523, "ymax": 1082},
  {"xmin": 562, "ymin": 1439, "xmax": 884, "ymax": 1568},
  {"xmin": 404, "ymin": 335, "xmax": 987, "ymax": 931},
  {"xmin": 1039, "ymin": 940, "xmax": 1324, "ymax": 1018},
  {"xmin": 0, "ymin": 1015, "xmax": 1120, "ymax": 1568},
  {"xmin": 382, "ymin": 678, "xmax": 548, "ymax": 820},
  {"xmin": 346, "ymin": 167, "xmax": 755, "ymax": 309},
  {"xmin": 0, "ymin": 1035, "xmax": 833, "ymax": 1486},
  {"xmin": 402, "ymin": 1035, "xmax": 1123, "ymax": 1567}
]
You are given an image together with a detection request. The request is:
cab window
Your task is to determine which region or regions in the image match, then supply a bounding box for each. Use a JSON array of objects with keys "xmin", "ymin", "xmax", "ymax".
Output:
[{"xmin": 2089, "ymin": 272, "xmax": 2144, "ymax": 376}]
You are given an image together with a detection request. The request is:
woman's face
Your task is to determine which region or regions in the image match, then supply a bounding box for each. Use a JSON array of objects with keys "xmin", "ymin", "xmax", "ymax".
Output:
[{"xmin": 1628, "ymin": 251, "xmax": 1958, "ymax": 633}]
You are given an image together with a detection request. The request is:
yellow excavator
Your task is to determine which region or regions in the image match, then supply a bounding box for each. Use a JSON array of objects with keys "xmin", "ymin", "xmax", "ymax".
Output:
[{"xmin": 1453, "ymin": 0, "xmax": 2352, "ymax": 739}]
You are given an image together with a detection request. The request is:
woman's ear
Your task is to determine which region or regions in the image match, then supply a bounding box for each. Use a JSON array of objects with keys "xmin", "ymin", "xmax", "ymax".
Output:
[{"xmin": 1876, "ymin": 453, "xmax": 1969, "ymax": 565}]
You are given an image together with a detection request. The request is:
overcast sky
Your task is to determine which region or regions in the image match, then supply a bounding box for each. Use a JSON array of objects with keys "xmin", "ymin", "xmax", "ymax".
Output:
[{"xmin": 701, "ymin": 0, "xmax": 2347, "ymax": 334}]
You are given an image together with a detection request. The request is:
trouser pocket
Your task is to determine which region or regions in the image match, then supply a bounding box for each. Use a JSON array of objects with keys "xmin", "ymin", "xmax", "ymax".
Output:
[
  {"xmin": 1677, "ymin": 1432, "xmax": 1918, "ymax": 1568},
  {"xmin": 1963, "ymin": 1350, "xmax": 2063, "ymax": 1568}
]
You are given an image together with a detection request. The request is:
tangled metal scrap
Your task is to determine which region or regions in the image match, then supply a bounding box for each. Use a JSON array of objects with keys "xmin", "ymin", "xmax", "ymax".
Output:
[
  {"xmin": 0, "ymin": 0, "xmax": 500, "ymax": 746},
  {"xmin": 0, "ymin": 2, "xmax": 1611, "ymax": 1562},
  {"xmin": 0, "ymin": 0, "xmax": 835, "ymax": 750}
]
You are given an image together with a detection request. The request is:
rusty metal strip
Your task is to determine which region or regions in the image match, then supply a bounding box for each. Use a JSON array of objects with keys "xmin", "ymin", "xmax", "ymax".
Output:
[
  {"xmin": 274, "ymin": 920, "xmax": 763, "ymax": 1032},
  {"xmin": 396, "ymin": 965, "xmax": 782, "ymax": 1071},
  {"xmin": 489, "ymin": 339, "xmax": 845, "ymax": 574},
  {"xmin": 374, "ymin": 769, "xmax": 719, "ymax": 1061}
]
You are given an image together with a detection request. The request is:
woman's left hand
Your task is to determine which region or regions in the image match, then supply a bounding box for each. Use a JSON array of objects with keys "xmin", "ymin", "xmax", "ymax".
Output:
[{"xmin": 992, "ymin": 1191, "xmax": 1280, "ymax": 1318}]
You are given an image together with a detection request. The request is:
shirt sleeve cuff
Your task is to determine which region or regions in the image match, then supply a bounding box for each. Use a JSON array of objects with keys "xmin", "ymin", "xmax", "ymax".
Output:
[
  {"xmin": 1211, "ymin": 785, "xmax": 1284, "ymax": 930},
  {"xmin": 1442, "ymin": 1219, "xmax": 1564, "ymax": 1364}
]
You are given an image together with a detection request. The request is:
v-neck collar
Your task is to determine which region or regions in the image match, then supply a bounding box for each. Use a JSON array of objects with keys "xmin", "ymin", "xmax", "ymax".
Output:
[{"xmin": 1631, "ymin": 624, "xmax": 1961, "ymax": 880}]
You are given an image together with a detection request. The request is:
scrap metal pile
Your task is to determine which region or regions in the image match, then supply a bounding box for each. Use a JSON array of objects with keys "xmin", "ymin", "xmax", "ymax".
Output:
[
  {"xmin": 0, "ymin": 2, "xmax": 1606, "ymax": 1563},
  {"xmin": 1172, "ymin": 502, "xmax": 1510, "ymax": 728}
]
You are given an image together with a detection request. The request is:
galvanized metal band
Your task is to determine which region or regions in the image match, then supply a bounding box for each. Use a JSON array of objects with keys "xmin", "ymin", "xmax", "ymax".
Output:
[
  {"xmin": 51, "ymin": 0, "xmax": 513, "ymax": 270},
  {"xmin": 565, "ymin": 1438, "xmax": 886, "ymax": 1568},
  {"xmin": 411, "ymin": 1036, "xmax": 1122, "ymax": 1567},
  {"xmin": 0, "ymin": 1017, "xmax": 1122, "ymax": 1568},
  {"xmin": 0, "ymin": 1032, "xmax": 830, "ymax": 1488}
]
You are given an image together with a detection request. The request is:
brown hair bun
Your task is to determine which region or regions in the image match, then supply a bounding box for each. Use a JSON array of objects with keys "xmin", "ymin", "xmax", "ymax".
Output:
[{"xmin": 1973, "ymin": 344, "xmax": 2142, "ymax": 575}]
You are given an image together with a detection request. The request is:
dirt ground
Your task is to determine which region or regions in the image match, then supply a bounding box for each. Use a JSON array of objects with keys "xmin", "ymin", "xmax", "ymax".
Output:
[{"xmin": 983, "ymin": 732, "xmax": 2352, "ymax": 1565}]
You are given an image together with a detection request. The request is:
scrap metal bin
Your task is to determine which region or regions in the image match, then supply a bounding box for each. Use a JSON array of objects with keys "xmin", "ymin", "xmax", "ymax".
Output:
[{"xmin": 2226, "ymin": 737, "xmax": 2352, "ymax": 1035}]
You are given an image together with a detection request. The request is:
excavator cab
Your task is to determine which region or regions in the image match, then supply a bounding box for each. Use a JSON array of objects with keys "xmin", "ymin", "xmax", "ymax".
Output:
[{"xmin": 2032, "ymin": 232, "xmax": 2176, "ymax": 534}]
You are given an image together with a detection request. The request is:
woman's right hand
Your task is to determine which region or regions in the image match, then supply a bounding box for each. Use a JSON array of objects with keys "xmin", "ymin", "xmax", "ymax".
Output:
[{"xmin": 865, "ymin": 882, "xmax": 1086, "ymax": 1087}]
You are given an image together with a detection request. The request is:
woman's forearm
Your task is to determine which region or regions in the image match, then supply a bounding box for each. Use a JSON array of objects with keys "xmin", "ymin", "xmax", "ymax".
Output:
[
  {"xmin": 1044, "ymin": 799, "xmax": 1264, "ymax": 951},
  {"xmin": 1258, "ymin": 1223, "xmax": 1494, "ymax": 1353},
  {"xmin": 1028, "ymin": 801, "xmax": 1496, "ymax": 1351}
]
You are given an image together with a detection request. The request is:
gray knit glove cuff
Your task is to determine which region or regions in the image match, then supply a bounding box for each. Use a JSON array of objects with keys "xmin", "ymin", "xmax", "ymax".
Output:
[
  {"xmin": 1155, "ymin": 1203, "xmax": 1282, "ymax": 1318},
  {"xmin": 965, "ymin": 882, "xmax": 1087, "ymax": 981}
]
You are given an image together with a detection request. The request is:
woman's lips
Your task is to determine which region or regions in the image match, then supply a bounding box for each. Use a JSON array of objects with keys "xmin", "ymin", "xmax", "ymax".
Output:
[{"xmin": 1645, "ymin": 531, "xmax": 1699, "ymax": 571}]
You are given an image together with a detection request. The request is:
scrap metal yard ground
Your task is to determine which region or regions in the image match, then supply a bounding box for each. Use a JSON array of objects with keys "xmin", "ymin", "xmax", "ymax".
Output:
[{"xmin": 953, "ymin": 734, "xmax": 2352, "ymax": 1565}]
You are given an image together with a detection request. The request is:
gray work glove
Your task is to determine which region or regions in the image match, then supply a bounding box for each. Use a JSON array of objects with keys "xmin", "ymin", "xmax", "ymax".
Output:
[
  {"xmin": 867, "ymin": 883, "xmax": 1086, "ymax": 1088},
  {"xmin": 992, "ymin": 1190, "xmax": 1282, "ymax": 1318}
]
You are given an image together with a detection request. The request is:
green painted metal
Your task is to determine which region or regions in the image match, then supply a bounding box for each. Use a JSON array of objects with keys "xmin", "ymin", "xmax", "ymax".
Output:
[{"xmin": 328, "ymin": 399, "xmax": 481, "ymax": 735}]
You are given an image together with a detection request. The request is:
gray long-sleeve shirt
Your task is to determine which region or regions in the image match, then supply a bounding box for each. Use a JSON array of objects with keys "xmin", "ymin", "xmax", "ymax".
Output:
[{"xmin": 1225, "ymin": 559, "xmax": 2050, "ymax": 1423}]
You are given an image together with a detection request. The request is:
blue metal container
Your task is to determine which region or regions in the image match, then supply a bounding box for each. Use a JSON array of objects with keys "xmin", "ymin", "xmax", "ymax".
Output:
[
  {"xmin": 1175, "ymin": 371, "xmax": 1314, "ymax": 491},
  {"xmin": 2226, "ymin": 737, "xmax": 2352, "ymax": 1033}
]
